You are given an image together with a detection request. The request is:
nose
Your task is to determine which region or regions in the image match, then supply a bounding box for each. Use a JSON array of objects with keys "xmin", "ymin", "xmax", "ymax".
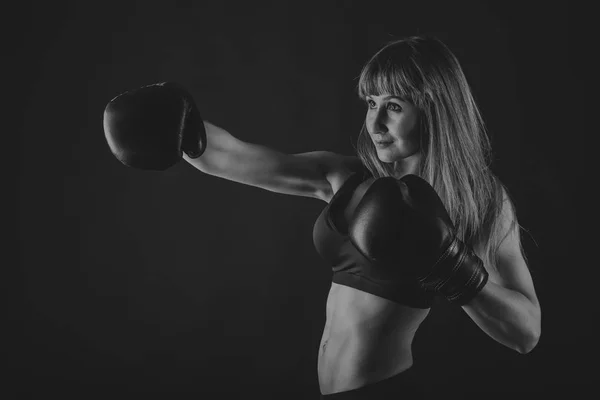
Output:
[{"xmin": 366, "ymin": 107, "xmax": 387, "ymax": 134}]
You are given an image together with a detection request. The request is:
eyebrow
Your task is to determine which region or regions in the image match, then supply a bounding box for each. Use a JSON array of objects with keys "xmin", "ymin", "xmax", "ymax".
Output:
[{"xmin": 366, "ymin": 95, "xmax": 406, "ymax": 101}]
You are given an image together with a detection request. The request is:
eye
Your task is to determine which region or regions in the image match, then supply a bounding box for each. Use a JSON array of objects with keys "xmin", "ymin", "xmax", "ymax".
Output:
[
  {"xmin": 365, "ymin": 98, "xmax": 402, "ymax": 112},
  {"xmin": 387, "ymin": 103, "xmax": 402, "ymax": 112}
]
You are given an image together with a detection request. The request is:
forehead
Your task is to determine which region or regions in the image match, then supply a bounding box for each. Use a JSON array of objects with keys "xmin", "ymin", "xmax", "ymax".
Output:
[{"xmin": 358, "ymin": 62, "xmax": 416, "ymax": 102}]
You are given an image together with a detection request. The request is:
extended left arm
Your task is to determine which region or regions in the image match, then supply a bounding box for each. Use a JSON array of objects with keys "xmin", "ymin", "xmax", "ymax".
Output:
[{"xmin": 462, "ymin": 280, "xmax": 541, "ymax": 354}]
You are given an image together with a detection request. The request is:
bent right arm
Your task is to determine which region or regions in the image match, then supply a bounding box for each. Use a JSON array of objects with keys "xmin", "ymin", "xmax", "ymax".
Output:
[{"xmin": 183, "ymin": 122, "xmax": 361, "ymax": 202}]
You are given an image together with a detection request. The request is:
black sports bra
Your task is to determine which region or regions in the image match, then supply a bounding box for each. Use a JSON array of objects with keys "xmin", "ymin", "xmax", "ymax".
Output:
[{"xmin": 312, "ymin": 170, "xmax": 435, "ymax": 309}]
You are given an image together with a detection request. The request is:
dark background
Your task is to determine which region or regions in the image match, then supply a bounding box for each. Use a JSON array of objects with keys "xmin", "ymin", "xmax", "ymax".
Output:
[{"xmin": 10, "ymin": 0, "xmax": 584, "ymax": 398}]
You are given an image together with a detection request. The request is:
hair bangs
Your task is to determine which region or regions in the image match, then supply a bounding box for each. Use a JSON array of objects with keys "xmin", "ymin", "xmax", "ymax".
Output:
[{"xmin": 358, "ymin": 56, "xmax": 418, "ymax": 103}]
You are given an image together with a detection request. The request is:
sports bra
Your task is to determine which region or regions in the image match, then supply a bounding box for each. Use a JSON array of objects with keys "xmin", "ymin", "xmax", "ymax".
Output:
[{"xmin": 312, "ymin": 169, "xmax": 435, "ymax": 309}]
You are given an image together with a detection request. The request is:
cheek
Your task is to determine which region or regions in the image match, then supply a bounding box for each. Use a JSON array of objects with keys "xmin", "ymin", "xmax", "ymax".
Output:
[
  {"xmin": 364, "ymin": 112, "xmax": 375, "ymax": 130},
  {"xmin": 397, "ymin": 114, "xmax": 419, "ymax": 138}
]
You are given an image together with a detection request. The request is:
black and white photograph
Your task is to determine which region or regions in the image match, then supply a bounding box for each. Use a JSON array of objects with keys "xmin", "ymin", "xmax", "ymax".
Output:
[{"xmin": 10, "ymin": 1, "xmax": 583, "ymax": 398}]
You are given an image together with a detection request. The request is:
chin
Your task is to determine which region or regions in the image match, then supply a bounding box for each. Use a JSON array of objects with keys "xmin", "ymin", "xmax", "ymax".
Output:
[
  {"xmin": 376, "ymin": 150, "xmax": 401, "ymax": 164},
  {"xmin": 377, "ymin": 156, "xmax": 397, "ymax": 164}
]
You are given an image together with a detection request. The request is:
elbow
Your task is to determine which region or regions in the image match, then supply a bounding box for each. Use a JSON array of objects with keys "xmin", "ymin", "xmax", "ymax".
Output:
[
  {"xmin": 516, "ymin": 329, "xmax": 541, "ymax": 355},
  {"xmin": 517, "ymin": 304, "xmax": 542, "ymax": 354}
]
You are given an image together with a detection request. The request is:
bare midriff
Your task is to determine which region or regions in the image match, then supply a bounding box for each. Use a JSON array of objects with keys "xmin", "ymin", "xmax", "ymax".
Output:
[{"xmin": 317, "ymin": 282, "xmax": 430, "ymax": 395}]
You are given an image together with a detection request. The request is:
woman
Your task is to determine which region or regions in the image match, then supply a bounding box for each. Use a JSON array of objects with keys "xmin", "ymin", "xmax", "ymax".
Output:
[{"xmin": 103, "ymin": 35, "xmax": 542, "ymax": 399}]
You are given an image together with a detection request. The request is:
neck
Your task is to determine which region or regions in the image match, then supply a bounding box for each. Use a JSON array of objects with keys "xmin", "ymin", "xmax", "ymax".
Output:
[{"xmin": 393, "ymin": 151, "xmax": 422, "ymax": 178}]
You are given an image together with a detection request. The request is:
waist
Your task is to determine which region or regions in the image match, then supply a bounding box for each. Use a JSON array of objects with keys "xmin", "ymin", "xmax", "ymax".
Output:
[
  {"xmin": 318, "ymin": 283, "xmax": 429, "ymax": 393},
  {"xmin": 318, "ymin": 329, "xmax": 415, "ymax": 394}
]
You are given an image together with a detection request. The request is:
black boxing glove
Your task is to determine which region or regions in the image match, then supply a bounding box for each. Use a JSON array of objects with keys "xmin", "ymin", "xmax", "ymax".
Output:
[
  {"xmin": 348, "ymin": 174, "xmax": 488, "ymax": 306},
  {"xmin": 103, "ymin": 82, "xmax": 207, "ymax": 170}
]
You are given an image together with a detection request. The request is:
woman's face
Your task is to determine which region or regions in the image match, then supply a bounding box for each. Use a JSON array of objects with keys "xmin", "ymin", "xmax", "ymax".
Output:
[{"xmin": 364, "ymin": 94, "xmax": 420, "ymax": 164}]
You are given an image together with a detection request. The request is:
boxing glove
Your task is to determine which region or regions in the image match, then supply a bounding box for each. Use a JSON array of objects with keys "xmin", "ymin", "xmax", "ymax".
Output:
[
  {"xmin": 103, "ymin": 82, "xmax": 207, "ymax": 170},
  {"xmin": 348, "ymin": 174, "xmax": 488, "ymax": 305}
]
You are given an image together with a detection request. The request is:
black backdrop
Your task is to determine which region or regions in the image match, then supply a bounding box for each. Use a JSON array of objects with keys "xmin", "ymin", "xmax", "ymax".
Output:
[{"xmin": 10, "ymin": 0, "xmax": 585, "ymax": 398}]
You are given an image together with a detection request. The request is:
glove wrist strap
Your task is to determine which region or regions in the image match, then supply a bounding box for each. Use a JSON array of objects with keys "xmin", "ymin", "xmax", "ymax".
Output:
[{"xmin": 419, "ymin": 237, "xmax": 489, "ymax": 306}]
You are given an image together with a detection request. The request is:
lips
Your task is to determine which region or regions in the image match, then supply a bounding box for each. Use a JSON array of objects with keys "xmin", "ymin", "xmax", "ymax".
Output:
[{"xmin": 373, "ymin": 135, "xmax": 392, "ymax": 143}]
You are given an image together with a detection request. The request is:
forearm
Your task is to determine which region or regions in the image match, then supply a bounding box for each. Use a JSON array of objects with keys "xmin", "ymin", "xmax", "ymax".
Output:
[
  {"xmin": 182, "ymin": 121, "xmax": 287, "ymax": 179},
  {"xmin": 183, "ymin": 121, "xmax": 239, "ymax": 173},
  {"xmin": 462, "ymin": 281, "xmax": 541, "ymax": 354}
]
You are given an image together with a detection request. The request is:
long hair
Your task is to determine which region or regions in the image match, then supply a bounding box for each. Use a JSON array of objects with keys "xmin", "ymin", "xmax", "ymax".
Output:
[{"xmin": 355, "ymin": 36, "xmax": 528, "ymax": 272}]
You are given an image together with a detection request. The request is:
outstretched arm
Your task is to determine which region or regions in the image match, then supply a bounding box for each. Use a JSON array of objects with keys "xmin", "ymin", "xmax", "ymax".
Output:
[
  {"xmin": 103, "ymin": 81, "xmax": 357, "ymax": 202},
  {"xmin": 184, "ymin": 121, "xmax": 361, "ymax": 202},
  {"xmin": 462, "ymin": 190, "xmax": 541, "ymax": 354}
]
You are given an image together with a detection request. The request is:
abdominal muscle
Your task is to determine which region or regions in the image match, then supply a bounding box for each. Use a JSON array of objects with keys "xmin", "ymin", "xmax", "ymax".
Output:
[{"xmin": 317, "ymin": 282, "xmax": 430, "ymax": 395}]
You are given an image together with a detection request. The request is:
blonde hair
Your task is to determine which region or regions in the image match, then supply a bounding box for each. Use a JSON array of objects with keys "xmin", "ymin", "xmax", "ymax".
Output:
[{"xmin": 355, "ymin": 36, "xmax": 528, "ymax": 272}]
